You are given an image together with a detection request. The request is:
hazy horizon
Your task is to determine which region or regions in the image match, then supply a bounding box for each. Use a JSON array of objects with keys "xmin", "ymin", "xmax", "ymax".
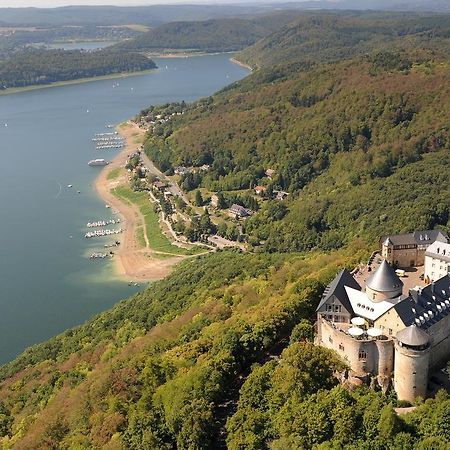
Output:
[{"xmin": 1, "ymin": 0, "xmax": 302, "ymax": 7}]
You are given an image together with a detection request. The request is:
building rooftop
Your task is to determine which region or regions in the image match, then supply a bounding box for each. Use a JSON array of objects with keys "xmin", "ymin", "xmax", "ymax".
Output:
[
  {"xmin": 381, "ymin": 229, "xmax": 448, "ymax": 247},
  {"xmin": 346, "ymin": 286, "xmax": 399, "ymax": 321},
  {"xmin": 366, "ymin": 260, "xmax": 403, "ymax": 293},
  {"xmin": 396, "ymin": 325, "xmax": 430, "ymax": 347},
  {"xmin": 316, "ymin": 269, "xmax": 361, "ymax": 314},
  {"xmin": 394, "ymin": 274, "xmax": 450, "ymax": 330}
]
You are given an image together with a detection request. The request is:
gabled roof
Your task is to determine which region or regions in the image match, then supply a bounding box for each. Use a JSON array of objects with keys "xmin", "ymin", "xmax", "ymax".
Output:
[
  {"xmin": 316, "ymin": 269, "xmax": 361, "ymax": 314},
  {"xmin": 380, "ymin": 229, "xmax": 448, "ymax": 247},
  {"xmin": 366, "ymin": 260, "xmax": 403, "ymax": 293},
  {"xmin": 396, "ymin": 325, "xmax": 430, "ymax": 347}
]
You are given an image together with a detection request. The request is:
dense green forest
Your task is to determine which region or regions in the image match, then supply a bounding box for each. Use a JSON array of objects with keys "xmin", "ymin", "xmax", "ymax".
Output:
[
  {"xmin": 113, "ymin": 14, "xmax": 300, "ymax": 53},
  {"xmin": 0, "ymin": 250, "xmax": 449, "ymax": 448},
  {"xmin": 237, "ymin": 13, "xmax": 450, "ymax": 68},
  {"xmin": 0, "ymin": 48, "xmax": 156, "ymax": 89},
  {"xmin": 143, "ymin": 13, "xmax": 450, "ymax": 252}
]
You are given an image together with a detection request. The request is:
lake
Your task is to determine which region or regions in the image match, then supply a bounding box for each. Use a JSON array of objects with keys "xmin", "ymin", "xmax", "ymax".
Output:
[{"xmin": 0, "ymin": 54, "xmax": 249, "ymax": 364}]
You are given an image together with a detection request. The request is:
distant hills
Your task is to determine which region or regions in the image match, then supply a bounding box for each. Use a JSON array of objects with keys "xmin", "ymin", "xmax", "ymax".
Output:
[
  {"xmin": 1, "ymin": 1, "xmax": 449, "ymax": 27},
  {"xmin": 237, "ymin": 12, "xmax": 450, "ymax": 67},
  {"xmin": 113, "ymin": 13, "xmax": 301, "ymax": 53}
]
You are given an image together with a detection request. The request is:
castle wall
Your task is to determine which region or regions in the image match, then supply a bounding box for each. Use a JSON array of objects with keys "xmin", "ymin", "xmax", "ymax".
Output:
[
  {"xmin": 428, "ymin": 314, "xmax": 450, "ymax": 369},
  {"xmin": 394, "ymin": 342, "xmax": 430, "ymax": 402},
  {"xmin": 317, "ymin": 318, "xmax": 394, "ymax": 377},
  {"xmin": 376, "ymin": 339, "xmax": 394, "ymax": 377}
]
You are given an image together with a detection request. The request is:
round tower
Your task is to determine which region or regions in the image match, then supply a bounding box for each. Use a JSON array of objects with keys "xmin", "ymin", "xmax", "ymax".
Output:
[
  {"xmin": 394, "ymin": 325, "xmax": 430, "ymax": 402},
  {"xmin": 366, "ymin": 260, "xmax": 403, "ymax": 302}
]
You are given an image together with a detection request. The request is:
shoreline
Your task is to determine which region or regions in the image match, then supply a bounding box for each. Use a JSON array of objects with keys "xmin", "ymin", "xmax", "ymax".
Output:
[
  {"xmin": 94, "ymin": 122, "xmax": 184, "ymax": 282},
  {"xmin": 0, "ymin": 69, "xmax": 157, "ymax": 96},
  {"xmin": 229, "ymin": 57, "xmax": 253, "ymax": 71},
  {"xmin": 1, "ymin": 53, "xmax": 252, "ymax": 96}
]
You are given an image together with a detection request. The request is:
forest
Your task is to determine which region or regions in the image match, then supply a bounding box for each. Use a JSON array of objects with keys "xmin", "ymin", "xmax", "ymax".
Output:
[
  {"xmin": 143, "ymin": 13, "xmax": 450, "ymax": 252},
  {"xmin": 112, "ymin": 13, "xmax": 301, "ymax": 53},
  {"xmin": 0, "ymin": 250, "xmax": 449, "ymax": 448},
  {"xmin": 0, "ymin": 48, "xmax": 156, "ymax": 89}
]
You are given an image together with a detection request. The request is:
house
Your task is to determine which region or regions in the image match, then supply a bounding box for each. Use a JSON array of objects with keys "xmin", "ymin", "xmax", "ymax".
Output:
[
  {"xmin": 153, "ymin": 180, "xmax": 167, "ymax": 191},
  {"xmin": 424, "ymin": 241, "xmax": 450, "ymax": 282},
  {"xmin": 381, "ymin": 229, "xmax": 448, "ymax": 267},
  {"xmin": 274, "ymin": 190, "xmax": 288, "ymax": 201},
  {"xmin": 265, "ymin": 168, "xmax": 275, "ymax": 179},
  {"xmin": 210, "ymin": 194, "xmax": 219, "ymax": 208},
  {"xmin": 174, "ymin": 166, "xmax": 190, "ymax": 175},
  {"xmin": 316, "ymin": 260, "xmax": 450, "ymax": 402},
  {"xmin": 254, "ymin": 185, "xmax": 266, "ymax": 196},
  {"xmin": 228, "ymin": 204, "xmax": 251, "ymax": 219}
]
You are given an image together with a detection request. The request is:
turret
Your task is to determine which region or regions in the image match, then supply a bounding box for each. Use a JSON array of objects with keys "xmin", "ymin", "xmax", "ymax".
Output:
[
  {"xmin": 365, "ymin": 260, "xmax": 403, "ymax": 302},
  {"xmin": 394, "ymin": 325, "xmax": 430, "ymax": 402}
]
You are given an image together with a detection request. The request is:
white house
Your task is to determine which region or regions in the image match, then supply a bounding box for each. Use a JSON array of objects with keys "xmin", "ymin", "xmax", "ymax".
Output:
[{"xmin": 425, "ymin": 241, "xmax": 450, "ymax": 282}]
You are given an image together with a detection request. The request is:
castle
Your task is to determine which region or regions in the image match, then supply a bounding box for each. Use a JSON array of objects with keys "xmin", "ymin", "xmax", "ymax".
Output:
[{"xmin": 316, "ymin": 260, "xmax": 450, "ymax": 402}]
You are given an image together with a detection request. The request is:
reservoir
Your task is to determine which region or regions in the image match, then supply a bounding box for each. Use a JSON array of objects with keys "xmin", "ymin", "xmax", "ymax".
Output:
[{"xmin": 0, "ymin": 54, "xmax": 249, "ymax": 364}]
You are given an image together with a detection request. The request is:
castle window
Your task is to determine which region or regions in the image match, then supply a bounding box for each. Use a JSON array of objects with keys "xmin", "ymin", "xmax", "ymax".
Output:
[
  {"xmin": 358, "ymin": 350, "xmax": 367, "ymax": 360},
  {"xmin": 388, "ymin": 328, "xmax": 393, "ymax": 336},
  {"xmin": 329, "ymin": 336, "xmax": 333, "ymax": 344},
  {"xmin": 339, "ymin": 344, "xmax": 345, "ymax": 351}
]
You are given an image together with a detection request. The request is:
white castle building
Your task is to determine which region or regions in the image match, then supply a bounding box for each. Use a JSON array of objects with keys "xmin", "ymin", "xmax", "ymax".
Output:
[{"xmin": 316, "ymin": 260, "xmax": 450, "ymax": 402}]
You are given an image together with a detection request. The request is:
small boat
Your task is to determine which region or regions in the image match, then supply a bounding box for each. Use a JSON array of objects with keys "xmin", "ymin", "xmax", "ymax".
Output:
[
  {"xmin": 88, "ymin": 159, "xmax": 108, "ymax": 166},
  {"xmin": 67, "ymin": 184, "xmax": 73, "ymax": 188}
]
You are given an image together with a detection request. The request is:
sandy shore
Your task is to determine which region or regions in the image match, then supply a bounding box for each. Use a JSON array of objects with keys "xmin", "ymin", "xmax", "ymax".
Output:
[
  {"xmin": 229, "ymin": 57, "xmax": 253, "ymax": 71},
  {"xmin": 94, "ymin": 122, "xmax": 184, "ymax": 282}
]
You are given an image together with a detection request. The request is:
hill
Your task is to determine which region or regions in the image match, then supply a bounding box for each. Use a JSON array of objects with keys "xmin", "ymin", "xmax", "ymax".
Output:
[
  {"xmin": 112, "ymin": 14, "xmax": 299, "ymax": 54},
  {"xmin": 237, "ymin": 12, "xmax": 450, "ymax": 68},
  {"xmin": 142, "ymin": 13, "xmax": 450, "ymax": 252},
  {"xmin": 0, "ymin": 250, "xmax": 449, "ymax": 448},
  {"xmin": 0, "ymin": 49, "xmax": 156, "ymax": 89}
]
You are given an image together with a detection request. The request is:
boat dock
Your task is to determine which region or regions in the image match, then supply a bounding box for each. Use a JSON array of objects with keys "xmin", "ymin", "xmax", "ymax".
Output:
[
  {"xmin": 86, "ymin": 218, "xmax": 121, "ymax": 228},
  {"xmin": 84, "ymin": 228, "xmax": 123, "ymax": 238}
]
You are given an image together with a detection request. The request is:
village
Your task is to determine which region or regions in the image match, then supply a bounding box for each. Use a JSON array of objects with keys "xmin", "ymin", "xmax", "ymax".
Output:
[{"xmin": 121, "ymin": 130, "xmax": 288, "ymax": 251}]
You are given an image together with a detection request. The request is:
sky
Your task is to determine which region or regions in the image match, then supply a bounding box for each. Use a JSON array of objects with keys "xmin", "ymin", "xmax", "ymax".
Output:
[{"xmin": 0, "ymin": 0, "xmax": 298, "ymax": 7}]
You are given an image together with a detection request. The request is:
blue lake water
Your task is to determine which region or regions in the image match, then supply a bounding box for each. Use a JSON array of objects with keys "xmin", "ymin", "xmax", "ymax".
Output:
[{"xmin": 0, "ymin": 54, "xmax": 249, "ymax": 364}]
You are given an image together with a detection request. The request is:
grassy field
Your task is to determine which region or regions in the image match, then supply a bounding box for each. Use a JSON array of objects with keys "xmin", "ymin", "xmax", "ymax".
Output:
[
  {"xmin": 107, "ymin": 167, "xmax": 121, "ymax": 181},
  {"xmin": 112, "ymin": 185, "xmax": 201, "ymax": 255}
]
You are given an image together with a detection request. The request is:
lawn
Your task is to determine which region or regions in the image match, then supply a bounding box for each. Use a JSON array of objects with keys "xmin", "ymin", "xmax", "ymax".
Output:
[{"xmin": 112, "ymin": 186, "xmax": 200, "ymax": 255}]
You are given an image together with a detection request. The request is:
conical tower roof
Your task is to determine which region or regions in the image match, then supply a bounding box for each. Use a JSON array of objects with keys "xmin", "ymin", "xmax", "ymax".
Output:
[
  {"xmin": 366, "ymin": 260, "xmax": 403, "ymax": 293},
  {"xmin": 396, "ymin": 325, "xmax": 430, "ymax": 347}
]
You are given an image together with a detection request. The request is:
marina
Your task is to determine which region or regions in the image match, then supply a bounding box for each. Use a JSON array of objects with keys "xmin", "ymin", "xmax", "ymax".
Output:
[
  {"xmin": 84, "ymin": 228, "xmax": 123, "ymax": 238},
  {"xmin": 87, "ymin": 218, "xmax": 121, "ymax": 228}
]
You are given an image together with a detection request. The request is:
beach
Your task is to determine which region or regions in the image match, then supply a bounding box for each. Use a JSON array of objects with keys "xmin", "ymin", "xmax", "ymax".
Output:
[{"xmin": 94, "ymin": 122, "xmax": 185, "ymax": 282}]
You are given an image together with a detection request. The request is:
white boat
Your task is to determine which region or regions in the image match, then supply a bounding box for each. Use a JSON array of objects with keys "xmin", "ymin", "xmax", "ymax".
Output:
[
  {"xmin": 67, "ymin": 184, "xmax": 73, "ymax": 188},
  {"xmin": 88, "ymin": 159, "xmax": 108, "ymax": 166}
]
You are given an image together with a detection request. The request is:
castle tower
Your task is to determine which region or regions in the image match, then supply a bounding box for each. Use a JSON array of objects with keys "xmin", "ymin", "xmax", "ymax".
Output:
[
  {"xmin": 365, "ymin": 260, "xmax": 403, "ymax": 302},
  {"xmin": 394, "ymin": 325, "xmax": 430, "ymax": 402}
]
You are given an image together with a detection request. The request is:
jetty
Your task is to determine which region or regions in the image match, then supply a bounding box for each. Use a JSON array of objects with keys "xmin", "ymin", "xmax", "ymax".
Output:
[
  {"xmin": 86, "ymin": 218, "xmax": 121, "ymax": 228},
  {"xmin": 84, "ymin": 228, "xmax": 123, "ymax": 238}
]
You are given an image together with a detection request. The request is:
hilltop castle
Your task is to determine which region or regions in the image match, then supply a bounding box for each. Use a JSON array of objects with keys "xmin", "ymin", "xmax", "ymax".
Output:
[{"xmin": 316, "ymin": 260, "xmax": 450, "ymax": 402}]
